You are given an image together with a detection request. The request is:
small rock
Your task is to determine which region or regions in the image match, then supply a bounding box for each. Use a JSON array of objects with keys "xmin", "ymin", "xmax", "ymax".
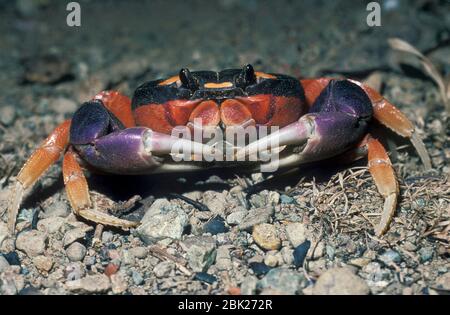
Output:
[
  {"xmin": 132, "ymin": 271, "xmax": 144, "ymax": 285},
  {"xmin": 0, "ymin": 268, "xmax": 24, "ymax": 295},
  {"xmin": 49, "ymin": 97, "xmax": 78, "ymax": 115},
  {"xmin": 240, "ymin": 276, "xmax": 258, "ymax": 295},
  {"xmin": 37, "ymin": 217, "xmax": 65, "ymax": 234},
  {"xmin": 66, "ymin": 242, "xmax": 87, "ymax": 262},
  {"xmin": 0, "ymin": 105, "xmax": 16, "ymax": 126},
  {"xmin": 285, "ymin": 222, "xmax": 307, "ymax": 247},
  {"xmin": 111, "ymin": 272, "xmax": 128, "ymax": 294},
  {"xmin": 64, "ymin": 262, "xmax": 85, "ymax": 281},
  {"xmin": 66, "ymin": 274, "xmax": 111, "ymax": 293},
  {"xmin": 2, "ymin": 252, "xmax": 20, "ymax": 266},
  {"xmin": 32, "ymin": 256, "xmax": 53, "ymax": 272},
  {"xmin": 238, "ymin": 207, "xmax": 274, "ymax": 231},
  {"xmin": 41, "ymin": 200, "xmax": 71, "ymax": 218},
  {"xmin": 104, "ymin": 263, "xmax": 120, "ymax": 277},
  {"xmin": 0, "ymin": 255, "xmax": 10, "ymax": 272},
  {"xmin": 63, "ymin": 227, "xmax": 92, "ymax": 247},
  {"xmin": 181, "ymin": 236, "xmax": 217, "ymax": 272},
  {"xmin": 379, "ymin": 249, "xmax": 402, "ymax": 265},
  {"xmin": 326, "ymin": 245, "xmax": 336, "ymax": 260},
  {"xmin": 101, "ymin": 231, "xmax": 114, "ymax": 243},
  {"xmin": 129, "ymin": 247, "xmax": 147, "ymax": 259},
  {"xmin": 249, "ymin": 262, "xmax": 272, "ymax": 276},
  {"xmin": 257, "ymin": 268, "xmax": 305, "ymax": 294},
  {"xmin": 16, "ymin": 230, "xmax": 47, "ymax": 257},
  {"xmin": 293, "ymin": 240, "xmax": 311, "ymax": 268},
  {"xmin": 280, "ymin": 194, "xmax": 294, "ymax": 204},
  {"xmin": 313, "ymin": 268, "xmax": 370, "ymax": 295},
  {"xmin": 281, "ymin": 247, "xmax": 294, "ymax": 265},
  {"xmin": 349, "ymin": 257, "xmax": 372, "ymax": 268},
  {"xmin": 203, "ymin": 216, "xmax": 229, "ymax": 235},
  {"xmin": 202, "ymin": 191, "xmax": 228, "ymax": 215},
  {"xmin": 153, "ymin": 261, "xmax": 174, "ymax": 278},
  {"xmin": 252, "ymin": 224, "xmax": 281, "ymax": 251},
  {"xmin": 418, "ymin": 247, "xmax": 434, "ymax": 263},
  {"xmin": 264, "ymin": 254, "xmax": 279, "ymax": 268},
  {"xmin": 435, "ymin": 272, "xmax": 450, "ymax": 291},
  {"xmin": 137, "ymin": 201, "xmax": 188, "ymax": 244},
  {"xmin": 19, "ymin": 287, "xmax": 43, "ymax": 295},
  {"xmin": 226, "ymin": 208, "xmax": 248, "ymax": 225},
  {"xmin": 194, "ymin": 272, "xmax": 217, "ymax": 284},
  {"xmin": 215, "ymin": 246, "xmax": 232, "ymax": 271}
]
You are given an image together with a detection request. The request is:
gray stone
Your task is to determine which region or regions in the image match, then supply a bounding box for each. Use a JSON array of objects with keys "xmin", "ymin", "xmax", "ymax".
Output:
[
  {"xmin": 215, "ymin": 246, "xmax": 232, "ymax": 271},
  {"xmin": 181, "ymin": 236, "xmax": 217, "ymax": 272},
  {"xmin": 240, "ymin": 276, "xmax": 258, "ymax": 295},
  {"xmin": 153, "ymin": 261, "xmax": 174, "ymax": 278},
  {"xmin": 0, "ymin": 255, "xmax": 10, "ymax": 272},
  {"xmin": 101, "ymin": 231, "xmax": 114, "ymax": 243},
  {"xmin": 281, "ymin": 247, "xmax": 294, "ymax": 265},
  {"xmin": 202, "ymin": 191, "xmax": 227, "ymax": 215},
  {"xmin": 312, "ymin": 268, "xmax": 370, "ymax": 295},
  {"xmin": 280, "ymin": 194, "xmax": 294, "ymax": 204},
  {"xmin": 49, "ymin": 97, "xmax": 78, "ymax": 115},
  {"xmin": 132, "ymin": 271, "xmax": 144, "ymax": 285},
  {"xmin": 264, "ymin": 253, "xmax": 279, "ymax": 268},
  {"xmin": 238, "ymin": 207, "xmax": 274, "ymax": 231},
  {"xmin": 435, "ymin": 272, "xmax": 450, "ymax": 291},
  {"xmin": 129, "ymin": 247, "xmax": 147, "ymax": 259},
  {"xmin": 419, "ymin": 247, "xmax": 434, "ymax": 263},
  {"xmin": 41, "ymin": 200, "xmax": 71, "ymax": 218},
  {"xmin": 226, "ymin": 208, "xmax": 248, "ymax": 226},
  {"xmin": 111, "ymin": 272, "xmax": 128, "ymax": 294},
  {"xmin": 137, "ymin": 200, "xmax": 188, "ymax": 244},
  {"xmin": 66, "ymin": 242, "xmax": 87, "ymax": 262},
  {"xmin": 0, "ymin": 105, "xmax": 16, "ymax": 126},
  {"xmin": 379, "ymin": 249, "xmax": 402, "ymax": 265},
  {"xmin": 0, "ymin": 268, "xmax": 24, "ymax": 295},
  {"xmin": 37, "ymin": 217, "xmax": 65, "ymax": 234},
  {"xmin": 0, "ymin": 222, "xmax": 8, "ymax": 247},
  {"xmin": 65, "ymin": 274, "xmax": 111, "ymax": 293},
  {"xmin": 326, "ymin": 245, "xmax": 336, "ymax": 260},
  {"xmin": 63, "ymin": 227, "xmax": 92, "ymax": 247},
  {"xmin": 257, "ymin": 268, "xmax": 305, "ymax": 294},
  {"xmin": 16, "ymin": 230, "xmax": 47, "ymax": 257},
  {"xmin": 285, "ymin": 222, "xmax": 307, "ymax": 247},
  {"xmin": 32, "ymin": 255, "xmax": 53, "ymax": 272}
]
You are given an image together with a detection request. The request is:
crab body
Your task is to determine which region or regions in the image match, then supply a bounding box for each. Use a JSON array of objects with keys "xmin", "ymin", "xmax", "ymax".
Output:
[{"xmin": 8, "ymin": 65, "xmax": 431, "ymax": 236}]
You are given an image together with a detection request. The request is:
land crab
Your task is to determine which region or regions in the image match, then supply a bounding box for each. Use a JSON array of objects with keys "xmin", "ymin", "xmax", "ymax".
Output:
[{"xmin": 8, "ymin": 64, "xmax": 431, "ymax": 236}]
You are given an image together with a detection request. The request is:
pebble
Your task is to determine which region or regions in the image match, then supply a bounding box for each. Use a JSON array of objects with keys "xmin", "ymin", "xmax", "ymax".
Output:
[
  {"xmin": 280, "ymin": 247, "xmax": 294, "ymax": 265},
  {"xmin": 36, "ymin": 217, "xmax": 65, "ymax": 234},
  {"xmin": 379, "ymin": 249, "xmax": 402, "ymax": 265},
  {"xmin": 137, "ymin": 201, "xmax": 188, "ymax": 244},
  {"xmin": 181, "ymin": 236, "xmax": 217, "ymax": 272},
  {"xmin": 203, "ymin": 216, "xmax": 229, "ymax": 235},
  {"xmin": 0, "ymin": 268, "xmax": 25, "ymax": 295},
  {"xmin": 2, "ymin": 252, "xmax": 20, "ymax": 265},
  {"xmin": 65, "ymin": 263, "xmax": 85, "ymax": 281},
  {"xmin": 249, "ymin": 262, "xmax": 272, "ymax": 276},
  {"xmin": 418, "ymin": 247, "xmax": 434, "ymax": 263},
  {"xmin": 202, "ymin": 191, "xmax": 228, "ymax": 215},
  {"xmin": 215, "ymin": 246, "xmax": 232, "ymax": 271},
  {"xmin": 313, "ymin": 268, "xmax": 370, "ymax": 295},
  {"xmin": 32, "ymin": 256, "xmax": 53, "ymax": 272},
  {"xmin": 194, "ymin": 272, "xmax": 217, "ymax": 284},
  {"xmin": 285, "ymin": 222, "xmax": 307, "ymax": 247},
  {"xmin": 252, "ymin": 224, "xmax": 281, "ymax": 251},
  {"xmin": 66, "ymin": 274, "xmax": 111, "ymax": 293},
  {"xmin": 264, "ymin": 253, "xmax": 279, "ymax": 268},
  {"xmin": 129, "ymin": 247, "xmax": 147, "ymax": 259},
  {"xmin": 326, "ymin": 245, "xmax": 336, "ymax": 260},
  {"xmin": 240, "ymin": 276, "xmax": 258, "ymax": 295},
  {"xmin": 153, "ymin": 261, "xmax": 174, "ymax": 278},
  {"xmin": 132, "ymin": 271, "xmax": 144, "ymax": 285},
  {"xmin": 104, "ymin": 263, "xmax": 120, "ymax": 277},
  {"xmin": 293, "ymin": 240, "xmax": 311, "ymax": 268},
  {"xmin": 0, "ymin": 105, "xmax": 16, "ymax": 126},
  {"xmin": 280, "ymin": 194, "xmax": 294, "ymax": 204},
  {"xmin": 41, "ymin": 200, "xmax": 71, "ymax": 218},
  {"xmin": 226, "ymin": 208, "xmax": 248, "ymax": 225},
  {"xmin": 16, "ymin": 230, "xmax": 47, "ymax": 257},
  {"xmin": 257, "ymin": 268, "xmax": 305, "ymax": 294},
  {"xmin": 66, "ymin": 242, "xmax": 87, "ymax": 262},
  {"xmin": 63, "ymin": 227, "xmax": 91, "ymax": 247},
  {"xmin": 435, "ymin": 272, "xmax": 450, "ymax": 291},
  {"xmin": 111, "ymin": 272, "xmax": 128, "ymax": 294},
  {"xmin": 0, "ymin": 255, "xmax": 10, "ymax": 272},
  {"xmin": 238, "ymin": 207, "xmax": 274, "ymax": 231},
  {"xmin": 102, "ymin": 231, "xmax": 114, "ymax": 243}
]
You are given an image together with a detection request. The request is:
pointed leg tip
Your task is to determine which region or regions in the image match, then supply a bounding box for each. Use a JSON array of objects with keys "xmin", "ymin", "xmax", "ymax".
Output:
[
  {"xmin": 7, "ymin": 181, "xmax": 24, "ymax": 236},
  {"xmin": 375, "ymin": 193, "xmax": 397, "ymax": 237}
]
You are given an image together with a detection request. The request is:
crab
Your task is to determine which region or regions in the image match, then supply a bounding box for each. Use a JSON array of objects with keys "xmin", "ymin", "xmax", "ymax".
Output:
[{"xmin": 7, "ymin": 64, "xmax": 431, "ymax": 236}]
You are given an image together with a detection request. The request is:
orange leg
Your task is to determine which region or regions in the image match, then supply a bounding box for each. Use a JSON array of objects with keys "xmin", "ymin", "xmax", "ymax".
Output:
[
  {"xmin": 300, "ymin": 78, "xmax": 431, "ymax": 170},
  {"xmin": 8, "ymin": 120, "xmax": 71, "ymax": 234},
  {"xmin": 367, "ymin": 137, "xmax": 399, "ymax": 236},
  {"xmin": 62, "ymin": 150, "xmax": 138, "ymax": 229}
]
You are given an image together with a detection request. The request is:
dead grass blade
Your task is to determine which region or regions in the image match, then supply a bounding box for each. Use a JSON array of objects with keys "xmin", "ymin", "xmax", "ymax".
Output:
[{"xmin": 388, "ymin": 38, "xmax": 450, "ymax": 114}]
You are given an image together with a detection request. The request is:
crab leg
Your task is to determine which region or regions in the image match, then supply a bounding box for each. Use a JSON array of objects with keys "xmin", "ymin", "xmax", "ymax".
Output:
[
  {"xmin": 7, "ymin": 120, "xmax": 71, "ymax": 234},
  {"xmin": 367, "ymin": 137, "xmax": 399, "ymax": 236},
  {"xmin": 63, "ymin": 149, "xmax": 139, "ymax": 229}
]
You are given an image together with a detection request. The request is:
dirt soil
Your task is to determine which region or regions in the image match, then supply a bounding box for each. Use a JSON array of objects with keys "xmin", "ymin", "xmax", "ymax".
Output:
[{"xmin": 0, "ymin": 0, "xmax": 449, "ymax": 295}]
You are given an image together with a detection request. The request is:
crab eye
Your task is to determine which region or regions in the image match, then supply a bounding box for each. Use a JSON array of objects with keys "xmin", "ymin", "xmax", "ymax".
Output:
[
  {"xmin": 235, "ymin": 64, "xmax": 257, "ymax": 88},
  {"xmin": 179, "ymin": 68, "xmax": 199, "ymax": 91}
]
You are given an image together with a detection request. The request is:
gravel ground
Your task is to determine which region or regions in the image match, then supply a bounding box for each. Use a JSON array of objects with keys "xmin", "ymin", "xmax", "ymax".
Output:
[{"xmin": 0, "ymin": 0, "xmax": 449, "ymax": 295}]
